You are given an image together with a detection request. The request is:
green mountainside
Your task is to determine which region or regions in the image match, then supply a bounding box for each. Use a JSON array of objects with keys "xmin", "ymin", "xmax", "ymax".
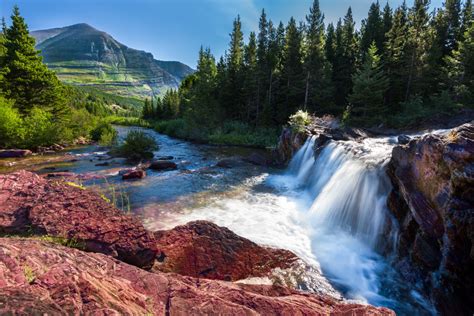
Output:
[{"xmin": 31, "ymin": 23, "xmax": 194, "ymax": 99}]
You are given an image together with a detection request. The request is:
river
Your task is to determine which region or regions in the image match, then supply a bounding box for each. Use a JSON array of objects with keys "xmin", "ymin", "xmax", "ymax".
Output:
[{"xmin": 3, "ymin": 125, "xmax": 439, "ymax": 315}]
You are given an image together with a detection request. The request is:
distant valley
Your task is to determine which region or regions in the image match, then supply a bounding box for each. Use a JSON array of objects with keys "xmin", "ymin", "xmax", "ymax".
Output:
[{"xmin": 32, "ymin": 23, "xmax": 194, "ymax": 99}]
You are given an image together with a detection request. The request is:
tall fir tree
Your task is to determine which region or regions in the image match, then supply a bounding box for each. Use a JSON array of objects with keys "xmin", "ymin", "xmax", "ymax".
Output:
[
  {"xmin": 243, "ymin": 32, "xmax": 258, "ymax": 122},
  {"xmin": 382, "ymin": 2, "xmax": 394, "ymax": 41},
  {"xmin": 303, "ymin": 0, "xmax": 331, "ymax": 112},
  {"xmin": 404, "ymin": 0, "xmax": 431, "ymax": 100},
  {"xmin": 461, "ymin": 0, "xmax": 473, "ymax": 35},
  {"xmin": 256, "ymin": 9, "xmax": 269, "ymax": 119},
  {"xmin": 331, "ymin": 8, "xmax": 358, "ymax": 111},
  {"xmin": 224, "ymin": 15, "xmax": 245, "ymax": 119},
  {"xmin": 385, "ymin": 2, "xmax": 409, "ymax": 109},
  {"xmin": 1, "ymin": 6, "xmax": 65, "ymax": 116},
  {"xmin": 348, "ymin": 42, "xmax": 389, "ymax": 125},
  {"xmin": 360, "ymin": 1, "xmax": 384, "ymax": 55},
  {"xmin": 279, "ymin": 17, "xmax": 304, "ymax": 123}
]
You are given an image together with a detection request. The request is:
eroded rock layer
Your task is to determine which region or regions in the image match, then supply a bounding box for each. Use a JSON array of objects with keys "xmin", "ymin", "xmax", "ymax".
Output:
[{"xmin": 387, "ymin": 122, "xmax": 474, "ymax": 315}]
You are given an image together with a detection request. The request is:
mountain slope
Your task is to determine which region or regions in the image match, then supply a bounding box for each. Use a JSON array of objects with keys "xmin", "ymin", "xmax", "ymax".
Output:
[{"xmin": 32, "ymin": 23, "xmax": 194, "ymax": 98}]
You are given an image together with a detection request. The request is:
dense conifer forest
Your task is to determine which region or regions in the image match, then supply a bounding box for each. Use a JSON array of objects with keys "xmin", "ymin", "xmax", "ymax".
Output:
[{"xmin": 145, "ymin": 0, "xmax": 473, "ymax": 139}]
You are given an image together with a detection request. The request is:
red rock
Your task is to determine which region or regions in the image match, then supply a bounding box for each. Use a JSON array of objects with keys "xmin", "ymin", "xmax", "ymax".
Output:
[
  {"xmin": 0, "ymin": 238, "xmax": 395, "ymax": 315},
  {"xmin": 122, "ymin": 169, "xmax": 146, "ymax": 180},
  {"xmin": 387, "ymin": 123, "xmax": 474, "ymax": 315},
  {"xmin": 149, "ymin": 160, "xmax": 178, "ymax": 170},
  {"xmin": 153, "ymin": 221, "xmax": 298, "ymax": 281},
  {"xmin": 0, "ymin": 149, "xmax": 32, "ymax": 158},
  {"xmin": 0, "ymin": 170, "xmax": 159, "ymax": 269}
]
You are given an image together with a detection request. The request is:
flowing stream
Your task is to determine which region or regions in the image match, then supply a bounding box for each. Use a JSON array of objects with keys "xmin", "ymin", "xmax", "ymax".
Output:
[{"xmin": 3, "ymin": 125, "xmax": 440, "ymax": 315}]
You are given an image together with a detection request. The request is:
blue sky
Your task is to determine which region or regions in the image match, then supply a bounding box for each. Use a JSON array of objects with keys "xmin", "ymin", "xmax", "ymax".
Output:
[{"xmin": 1, "ymin": 0, "xmax": 444, "ymax": 67}]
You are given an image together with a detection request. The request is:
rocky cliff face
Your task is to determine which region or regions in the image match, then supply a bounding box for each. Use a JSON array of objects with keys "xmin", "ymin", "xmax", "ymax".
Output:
[
  {"xmin": 0, "ymin": 171, "xmax": 392, "ymax": 315},
  {"xmin": 387, "ymin": 122, "xmax": 474, "ymax": 315},
  {"xmin": 31, "ymin": 23, "xmax": 194, "ymax": 98}
]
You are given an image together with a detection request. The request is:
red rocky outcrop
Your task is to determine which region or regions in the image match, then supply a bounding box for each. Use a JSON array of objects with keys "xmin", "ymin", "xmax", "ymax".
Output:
[
  {"xmin": 153, "ymin": 221, "xmax": 298, "ymax": 281},
  {"xmin": 122, "ymin": 169, "xmax": 146, "ymax": 180},
  {"xmin": 0, "ymin": 170, "xmax": 159, "ymax": 269},
  {"xmin": 0, "ymin": 238, "xmax": 394, "ymax": 315},
  {"xmin": 387, "ymin": 122, "xmax": 474, "ymax": 315}
]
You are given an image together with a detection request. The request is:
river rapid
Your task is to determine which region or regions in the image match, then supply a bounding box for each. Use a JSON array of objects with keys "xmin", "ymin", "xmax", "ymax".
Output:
[{"xmin": 4, "ymin": 125, "xmax": 442, "ymax": 315}]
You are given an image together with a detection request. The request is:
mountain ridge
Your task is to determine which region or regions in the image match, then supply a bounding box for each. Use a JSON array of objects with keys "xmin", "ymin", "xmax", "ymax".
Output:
[{"xmin": 32, "ymin": 23, "xmax": 194, "ymax": 99}]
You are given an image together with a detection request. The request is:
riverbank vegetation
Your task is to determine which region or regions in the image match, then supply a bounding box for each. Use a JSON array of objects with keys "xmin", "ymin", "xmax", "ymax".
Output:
[
  {"xmin": 0, "ymin": 7, "xmax": 134, "ymax": 150},
  {"xmin": 141, "ymin": 0, "xmax": 473, "ymax": 132}
]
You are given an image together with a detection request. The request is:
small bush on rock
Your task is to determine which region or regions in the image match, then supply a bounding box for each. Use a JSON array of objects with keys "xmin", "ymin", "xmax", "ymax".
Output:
[{"xmin": 288, "ymin": 110, "xmax": 311, "ymax": 132}]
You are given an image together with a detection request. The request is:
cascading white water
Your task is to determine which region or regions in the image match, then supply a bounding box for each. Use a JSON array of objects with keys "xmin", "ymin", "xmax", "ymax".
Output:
[
  {"xmin": 160, "ymin": 132, "xmax": 436, "ymax": 314},
  {"xmin": 288, "ymin": 137, "xmax": 396, "ymax": 248}
]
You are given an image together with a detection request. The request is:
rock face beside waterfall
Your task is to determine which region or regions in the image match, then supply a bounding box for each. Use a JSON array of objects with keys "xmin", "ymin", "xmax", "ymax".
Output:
[
  {"xmin": 387, "ymin": 122, "xmax": 474, "ymax": 315},
  {"xmin": 274, "ymin": 115, "xmax": 366, "ymax": 165},
  {"xmin": 0, "ymin": 170, "xmax": 394, "ymax": 315}
]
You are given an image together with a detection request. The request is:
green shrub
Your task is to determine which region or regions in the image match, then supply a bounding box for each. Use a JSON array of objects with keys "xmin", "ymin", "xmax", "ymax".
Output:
[
  {"xmin": 288, "ymin": 110, "xmax": 311, "ymax": 132},
  {"xmin": 112, "ymin": 130, "xmax": 158, "ymax": 162},
  {"xmin": 0, "ymin": 96, "xmax": 24, "ymax": 148},
  {"xmin": 22, "ymin": 108, "xmax": 59, "ymax": 148},
  {"xmin": 66, "ymin": 108, "xmax": 97, "ymax": 140},
  {"xmin": 90, "ymin": 121, "xmax": 118, "ymax": 146}
]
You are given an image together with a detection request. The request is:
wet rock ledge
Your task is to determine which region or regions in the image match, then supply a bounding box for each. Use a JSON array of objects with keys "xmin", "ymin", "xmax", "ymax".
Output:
[
  {"xmin": 387, "ymin": 122, "xmax": 474, "ymax": 315},
  {"xmin": 0, "ymin": 170, "xmax": 394, "ymax": 315}
]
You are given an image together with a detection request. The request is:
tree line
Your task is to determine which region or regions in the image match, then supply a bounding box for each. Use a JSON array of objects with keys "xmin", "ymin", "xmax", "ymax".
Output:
[{"xmin": 145, "ymin": 0, "xmax": 473, "ymax": 128}]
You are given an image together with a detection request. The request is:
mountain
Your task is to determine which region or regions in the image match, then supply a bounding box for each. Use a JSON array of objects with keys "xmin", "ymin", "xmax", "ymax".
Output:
[{"xmin": 31, "ymin": 23, "xmax": 194, "ymax": 99}]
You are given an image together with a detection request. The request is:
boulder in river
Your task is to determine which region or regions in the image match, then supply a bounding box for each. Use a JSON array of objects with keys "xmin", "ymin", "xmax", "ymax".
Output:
[
  {"xmin": 0, "ymin": 238, "xmax": 394, "ymax": 315},
  {"xmin": 0, "ymin": 149, "xmax": 32, "ymax": 158},
  {"xmin": 149, "ymin": 160, "xmax": 178, "ymax": 171},
  {"xmin": 157, "ymin": 156, "xmax": 174, "ymax": 160},
  {"xmin": 153, "ymin": 221, "xmax": 298, "ymax": 281},
  {"xmin": 387, "ymin": 122, "xmax": 474, "ymax": 315},
  {"xmin": 122, "ymin": 169, "xmax": 146, "ymax": 180}
]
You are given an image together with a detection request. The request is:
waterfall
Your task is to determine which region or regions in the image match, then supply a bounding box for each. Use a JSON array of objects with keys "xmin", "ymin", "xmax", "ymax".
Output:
[{"xmin": 286, "ymin": 136, "xmax": 396, "ymax": 249}]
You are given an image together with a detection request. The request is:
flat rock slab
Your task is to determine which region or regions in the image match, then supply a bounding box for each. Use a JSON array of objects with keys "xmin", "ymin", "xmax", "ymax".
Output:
[
  {"xmin": 0, "ymin": 170, "xmax": 158, "ymax": 269},
  {"xmin": 0, "ymin": 238, "xmax": 395, "ymax": 315}
]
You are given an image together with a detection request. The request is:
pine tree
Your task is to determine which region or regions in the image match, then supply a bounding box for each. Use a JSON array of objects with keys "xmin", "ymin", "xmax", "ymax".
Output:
[
  {"xmin": 261, "ymin": 20, "xmax": 283, "ymax": 126},
  {"xmin": 256, "ymin": 9, "xmax": 269, "ymax": 118},
  {"xmin": 446, "ymin": 20, "xmax": 474, "ymax": 103},
  {"xmin": 279, "ymin": 17, "xmax": 304, "ymax": 123},
  {"xmin": 360, "ymin": 1, "xmax": 384, "ymax": 55},
  {"xmin": 303, "ymin": 0, "xmax": 331, "ymax": 112},
  {"xmin": 325, "ymin": 23, "xmax": 336, "ymax": 65},
  {"xmin": 142, "ymin": 98, "xmax": 152, "ymax": 119},
  {"xmin": 225, "ymin": 15, "xmax": 245, "ymax": 119},
  {"xmin": 444, "ymin": 0, "xmax": 462, "ymax": 51},
  {"xmin": 382, "ymin": 3, "xmax": 393, "ymax": 41},
  {"xmin": 385, "ymin": 2, "xmax": 409, "ymax": 108},
  {"xmin": 1, "ymin": 6, "xmax": 65, "ymax": 116},
  {"xmin": 461, "ymin": 0, "xmax": 473, "ymax": 35},
  {"xmin": 404, "ymin": 0, "xmax": 431, "ymax": 100},
  {"xmin": 348, "ymin": 42, "xmax": 389, "ymax": 125},
  {"xmin": 332, "ymin": 8, "xmax": 358, "ymax": 111},
  {"xmin": 243, "ymin": 32, "xmax": 258, "ymax": 122}
]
